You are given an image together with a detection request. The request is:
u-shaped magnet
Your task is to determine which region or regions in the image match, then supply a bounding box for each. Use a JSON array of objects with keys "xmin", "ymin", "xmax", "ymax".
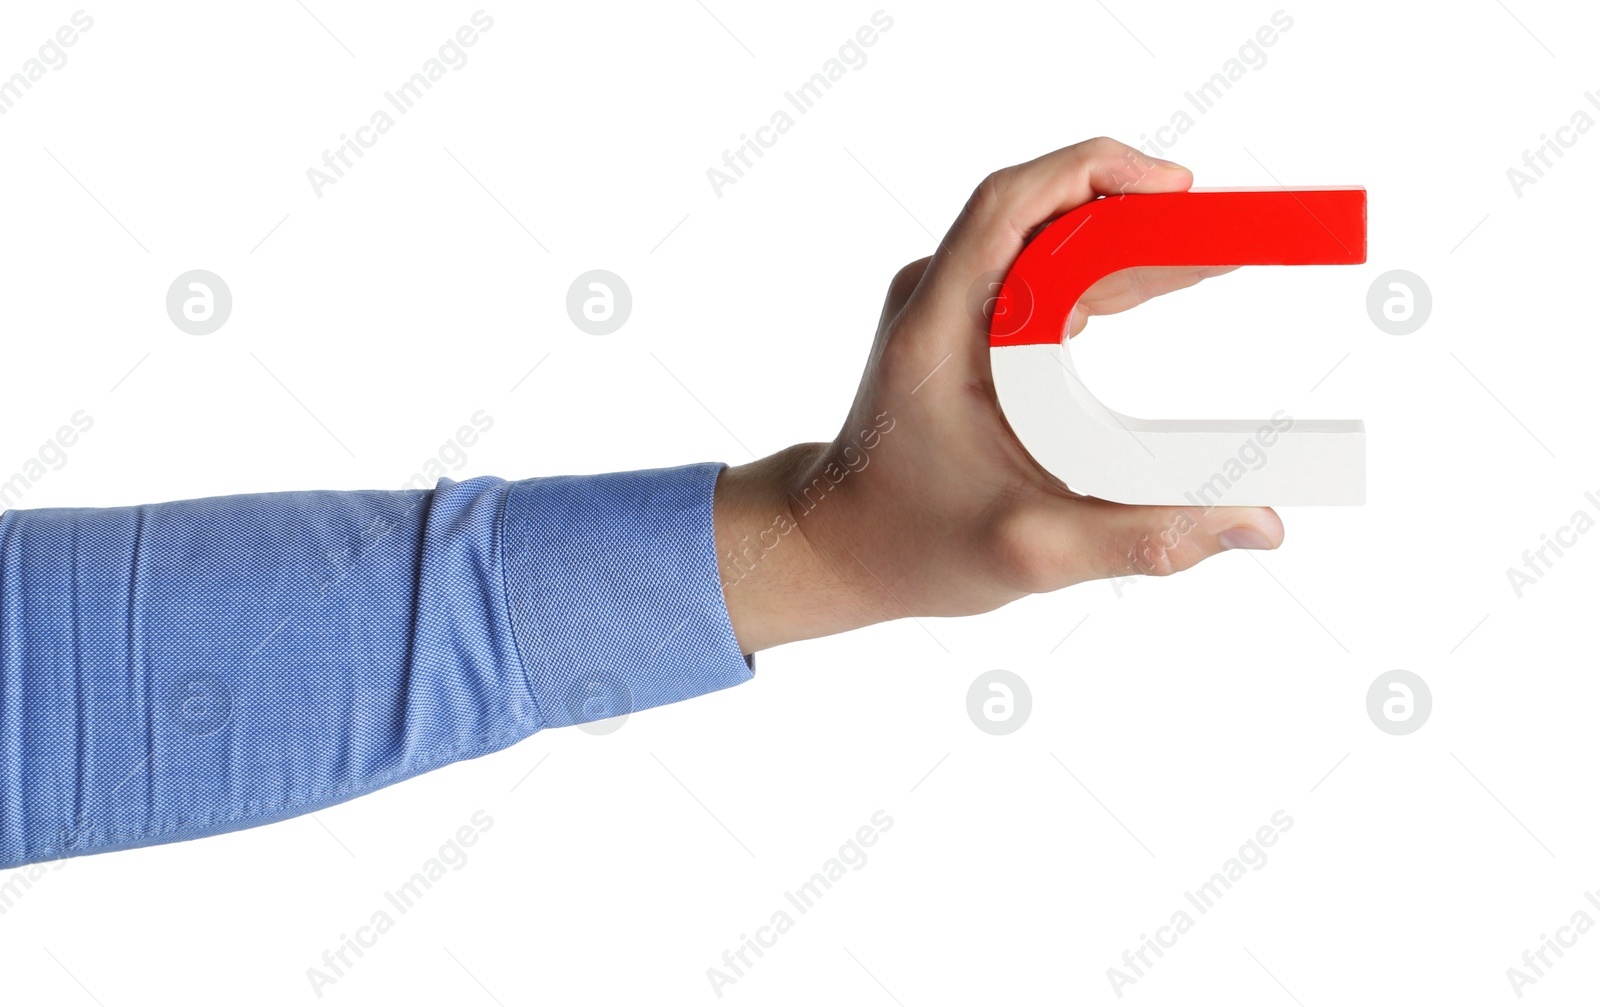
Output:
[{"xmin": 989, "ymin": 187, "xmax": 1367, "ymax": 506}]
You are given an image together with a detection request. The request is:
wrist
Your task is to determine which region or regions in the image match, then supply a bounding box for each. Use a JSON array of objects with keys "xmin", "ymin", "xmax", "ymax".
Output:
[{"xmin": 712, "ymin": 442, "xmax": 883, "ymax": 652}]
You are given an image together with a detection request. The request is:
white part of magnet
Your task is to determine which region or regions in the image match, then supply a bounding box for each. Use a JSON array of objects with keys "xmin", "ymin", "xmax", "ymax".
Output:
[{"xmin": 991, "ymin": 342, "xmax": 1365, "ymax": 506}]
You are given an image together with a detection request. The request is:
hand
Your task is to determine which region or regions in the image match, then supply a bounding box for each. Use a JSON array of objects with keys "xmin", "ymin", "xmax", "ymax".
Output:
[{"xmin": 714, "ymin": 137, "xmax": 1284, "ymax": 653}]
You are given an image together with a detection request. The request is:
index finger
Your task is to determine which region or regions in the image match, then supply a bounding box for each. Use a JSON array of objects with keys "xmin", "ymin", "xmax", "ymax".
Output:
[{"xmin": 914, "ymin": 137, "xmax": 1193, "ymax": 353}]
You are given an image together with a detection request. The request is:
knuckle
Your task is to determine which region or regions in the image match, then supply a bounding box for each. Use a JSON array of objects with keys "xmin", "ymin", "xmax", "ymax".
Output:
[
  {"xmin": 888, "ymin": 257, "xmax": 929, "ymax": 299},
  {"xmin": 966, "ymin": 168, "xmax": 1013, "ymax": 218},
  {"xmin": 988, "ymin": 511, "xmax": 1034, "ymax": 588},
  {"xmin": 1127, "ymin": 536, "xmax": 1178, "ymax": 577},
  {"xmin": 1123, "ymin": 509, "xmax": 1204, "ymax": 578},
  {"xmin": 990, "ymin": 507, "xmax": 1062, "ymax": 595},
  {"xmin": 1088, "ymin": 134, "xmax": 1129, "ymax": 157}
]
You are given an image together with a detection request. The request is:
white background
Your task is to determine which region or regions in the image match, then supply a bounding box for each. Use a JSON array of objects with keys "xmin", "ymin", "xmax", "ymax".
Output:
[{"xmin": 1, "ymin": 1, "xmax": 1596, "ymax": 1004}]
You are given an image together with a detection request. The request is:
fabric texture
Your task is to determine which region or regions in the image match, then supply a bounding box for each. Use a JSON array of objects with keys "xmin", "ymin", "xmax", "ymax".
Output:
[{"xmin": 0, "ymin": 462, "xmax": 751, "ymax": 869}]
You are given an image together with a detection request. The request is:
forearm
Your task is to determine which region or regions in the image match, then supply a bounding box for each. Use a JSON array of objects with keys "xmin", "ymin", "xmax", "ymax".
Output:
[{"xmin": 0, "ymin": 465, "xmax": 752, "ymax": 869}]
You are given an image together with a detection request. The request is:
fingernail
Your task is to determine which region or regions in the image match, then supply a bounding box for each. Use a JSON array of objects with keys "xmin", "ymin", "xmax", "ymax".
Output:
[{"xmin": 1219, "ymin": 527, "xmax": 1273, "ymax": 551}]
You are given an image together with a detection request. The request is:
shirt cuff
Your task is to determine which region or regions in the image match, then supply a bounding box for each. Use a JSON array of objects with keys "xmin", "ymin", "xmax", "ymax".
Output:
[{"xmin": 499, "ymin": 462, "xmax": 753, "ymax": 729}]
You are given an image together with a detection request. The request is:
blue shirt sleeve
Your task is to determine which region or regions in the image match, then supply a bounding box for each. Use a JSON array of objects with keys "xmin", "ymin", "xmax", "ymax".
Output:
[{"xmin": 0, "ymin": 462, "xmax": 752, "ymax": 869}]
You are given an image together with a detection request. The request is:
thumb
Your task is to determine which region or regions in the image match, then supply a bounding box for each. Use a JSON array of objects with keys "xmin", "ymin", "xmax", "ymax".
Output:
[{"xmin": 1001, "ymin": 496, "xmax": 1285, "ymax": 588}]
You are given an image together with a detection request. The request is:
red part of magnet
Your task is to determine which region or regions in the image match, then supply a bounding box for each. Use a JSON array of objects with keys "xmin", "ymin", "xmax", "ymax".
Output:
[{"xmin": 989, "ymin": 187, "xmax": 1368, "ymax": 347}]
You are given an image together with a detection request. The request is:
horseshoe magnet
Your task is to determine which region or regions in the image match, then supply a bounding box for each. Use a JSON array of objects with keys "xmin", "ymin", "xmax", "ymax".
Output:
[{"xmin": 988, "ymin": 186, "xmax": 1368, "ymax": 506}]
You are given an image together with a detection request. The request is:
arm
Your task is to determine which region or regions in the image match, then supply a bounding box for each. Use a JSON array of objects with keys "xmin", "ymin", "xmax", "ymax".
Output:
[{"xmin": 0, "ymin": 138, "xmax": 1281, "ymax": 869}]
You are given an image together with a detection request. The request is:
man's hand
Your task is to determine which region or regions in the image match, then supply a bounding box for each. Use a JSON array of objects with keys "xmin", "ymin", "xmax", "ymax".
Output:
[{"xmin": 714, "ymin": 137, "xmax": 1284, "ymax": 654}]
